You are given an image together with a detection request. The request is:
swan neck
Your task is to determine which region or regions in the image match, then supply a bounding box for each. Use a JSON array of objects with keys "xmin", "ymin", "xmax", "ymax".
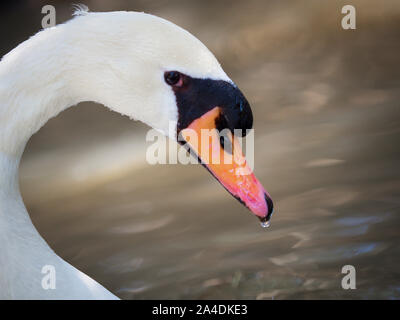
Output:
[
  {"xmin": 0, "ymin": 24, "xmax": 80, "ymax": 263},
  {"xmin": 0, "ymin": 26, "xmax": 120, "ymax": 298},
  {"xmin": 0, "ymin": 35, "xmax": 80, "ymax": 159}
]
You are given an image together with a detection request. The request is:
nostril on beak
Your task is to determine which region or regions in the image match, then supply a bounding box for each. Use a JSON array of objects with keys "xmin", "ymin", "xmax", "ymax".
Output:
[{"xmin": 237, "ymin": 100, "xmax": 244, "ymax": 113}]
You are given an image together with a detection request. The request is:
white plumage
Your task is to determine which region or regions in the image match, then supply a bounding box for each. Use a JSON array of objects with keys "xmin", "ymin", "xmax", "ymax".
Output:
[{"xmin": 0, "ymin": 11, "xmax": 230, "ymax": 299}]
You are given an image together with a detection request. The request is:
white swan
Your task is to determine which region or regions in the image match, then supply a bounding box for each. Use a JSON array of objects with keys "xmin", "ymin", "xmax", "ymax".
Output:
[{"xmin": 0, "ymin": 10, "xmax": 273, "ymax": 299}]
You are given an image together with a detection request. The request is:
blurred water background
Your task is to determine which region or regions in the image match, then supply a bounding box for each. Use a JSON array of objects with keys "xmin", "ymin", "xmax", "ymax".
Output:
[{"xmin": 1, "ymin": 0, "xmax": 400, "ymax": 299}]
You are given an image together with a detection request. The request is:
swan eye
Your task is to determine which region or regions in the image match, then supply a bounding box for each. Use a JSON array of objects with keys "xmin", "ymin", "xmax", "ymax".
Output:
[{"xmin": 164, "ymin": 71, "xmax": 182, "ymax": 87}]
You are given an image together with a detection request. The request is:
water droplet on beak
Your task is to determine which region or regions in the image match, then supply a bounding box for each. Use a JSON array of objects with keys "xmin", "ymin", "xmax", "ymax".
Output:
[{"xmin": 260, "ymin": 220, "xmax": 271, "ymax": 228}]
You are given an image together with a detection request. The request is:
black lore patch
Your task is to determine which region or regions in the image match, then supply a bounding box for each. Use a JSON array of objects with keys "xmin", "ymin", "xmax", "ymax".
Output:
[{"xmin": 171, "ymin": 74, "xmax": 253, "ymax": 137}]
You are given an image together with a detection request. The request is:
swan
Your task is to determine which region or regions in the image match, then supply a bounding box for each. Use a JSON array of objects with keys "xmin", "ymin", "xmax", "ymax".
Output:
[{"xmin": 0, "ymin": 10, "xmax": 273, "ymax": 299}]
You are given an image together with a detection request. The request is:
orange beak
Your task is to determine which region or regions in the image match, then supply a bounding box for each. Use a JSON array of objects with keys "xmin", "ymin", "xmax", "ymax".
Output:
[{"xmin": 179, "ymin": 107, "xmax": 273, "ymax": 225}]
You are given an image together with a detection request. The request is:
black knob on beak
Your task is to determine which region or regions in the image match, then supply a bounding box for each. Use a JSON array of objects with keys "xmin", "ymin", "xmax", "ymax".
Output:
[
  {"xmin": 221, "ymin": 94, "xmax": 253, "ymax": 137},
  {"xmin": 174, "ymin": 75, "xmax": 253, "ymax": 138},
  {"xmin": 235, "ymin": 95, "xmax": 253, "ymax": 136}
]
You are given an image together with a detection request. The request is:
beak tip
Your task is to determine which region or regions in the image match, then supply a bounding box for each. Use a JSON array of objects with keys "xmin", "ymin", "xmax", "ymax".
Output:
[
  {"xmin": 257, "ymin": 193, "xmax": 274, "ymax": 227},
  {"xmin": 264, "ymin": 192, "xmax": 274, "ymax": 218}
]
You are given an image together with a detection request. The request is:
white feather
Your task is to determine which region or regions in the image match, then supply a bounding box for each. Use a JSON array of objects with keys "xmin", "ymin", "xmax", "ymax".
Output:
[{"xmin": 0, "ymin": 11, "xmax": 230, "ymax": 299}]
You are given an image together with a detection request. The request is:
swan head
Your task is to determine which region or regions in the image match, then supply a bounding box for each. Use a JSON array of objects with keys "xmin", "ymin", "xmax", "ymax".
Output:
[{"xmin": 70, "ymin": 11, "xmax": 273, "ymax": 223}]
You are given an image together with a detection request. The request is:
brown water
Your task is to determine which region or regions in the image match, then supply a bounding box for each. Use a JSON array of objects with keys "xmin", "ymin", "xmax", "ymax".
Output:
[{"xmin": 6, "ymin": 0, "xmax": 400, "ymax": 299}]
